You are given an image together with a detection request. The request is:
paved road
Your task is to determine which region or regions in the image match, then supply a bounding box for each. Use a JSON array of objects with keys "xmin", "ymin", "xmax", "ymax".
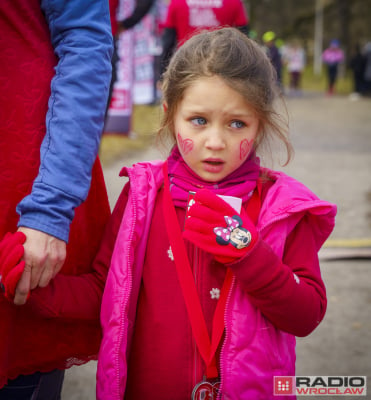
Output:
[{"xmin": 62, "ymin": 92, "xmax": 371, "ymax": 399}]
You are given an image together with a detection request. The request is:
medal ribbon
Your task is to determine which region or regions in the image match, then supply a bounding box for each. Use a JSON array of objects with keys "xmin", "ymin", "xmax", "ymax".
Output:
[{"xmin": 162, "ymin": 162, "xmax": 261, "ymax": 379}]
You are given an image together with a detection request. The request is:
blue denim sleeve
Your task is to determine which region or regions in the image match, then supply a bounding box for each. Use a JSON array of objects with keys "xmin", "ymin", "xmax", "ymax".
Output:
[{"xmin": 16, "ymin": 0, "xmax": 113, "ymax": 242}]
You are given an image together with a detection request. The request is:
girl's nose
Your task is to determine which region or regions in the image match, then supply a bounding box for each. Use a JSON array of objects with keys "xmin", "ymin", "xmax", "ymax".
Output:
[{"xmin": 205, "ymin": 129, "xmax": 226, "ymax": 150}]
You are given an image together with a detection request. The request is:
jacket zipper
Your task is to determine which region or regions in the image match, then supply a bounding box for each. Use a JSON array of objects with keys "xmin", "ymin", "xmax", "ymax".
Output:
[
  {"xmin": 217, "ymin": 274, "xmax": 235, "ymax": 400},
  {"xmin": 114, "ymin": 172, "xmax": 136, "ymax": 399},
  {"xmin": 192, "ymin": 245, "xmax": 204, "ymax": 387},
  {"xmin": 215, "ymin": 213, "xmax": 284, "ymax": 399}
]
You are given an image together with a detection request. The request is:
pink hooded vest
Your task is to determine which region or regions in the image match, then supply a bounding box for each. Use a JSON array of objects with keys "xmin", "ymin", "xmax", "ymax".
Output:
[{"xmin": 97, "ymin": 161, "xmax": 336, "ymax": 399}]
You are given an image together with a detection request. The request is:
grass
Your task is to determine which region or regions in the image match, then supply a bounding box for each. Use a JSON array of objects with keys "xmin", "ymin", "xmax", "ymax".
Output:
[{"xmin": 99, "ymin": 104, "xmax": 162, "ymax": 166}]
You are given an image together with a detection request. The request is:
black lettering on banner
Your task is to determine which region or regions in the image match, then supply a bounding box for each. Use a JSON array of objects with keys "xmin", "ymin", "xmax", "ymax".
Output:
[
  {"xmin": 328, "ymin": 377, "xmax": 343, "ymax": 387},
  {"xmin": 349, "ymin": 377, "xmax": 365, "ymax": 387},
  {"xmin": 296, "ymin": 377, "xmax": 310, "ymax": 387},
  {"xmin": 312, "ymin": 377, "xmax": 327, "ymax": 387}
]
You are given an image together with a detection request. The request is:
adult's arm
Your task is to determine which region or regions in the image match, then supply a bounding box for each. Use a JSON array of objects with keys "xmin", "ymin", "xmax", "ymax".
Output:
[
  {"xmin": 14, "ymin": 0, "xmax": 113, "ymax": 304},
  {"xmin": 119, "ymin": 0, "xmax": 155, "ymax": 30},
  {"xmin": 159, "ymin": 27, "xmax": 177, "ymax": 77}
]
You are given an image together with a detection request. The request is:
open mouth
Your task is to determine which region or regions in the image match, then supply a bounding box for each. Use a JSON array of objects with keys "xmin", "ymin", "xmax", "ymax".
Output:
[
  {"xmin": 204, "ymin": 160, "xmax": 224, "ymax": 166},
  {"xmin": 202, "ymin": 159, "xmax": 225, "ymax": 173}
]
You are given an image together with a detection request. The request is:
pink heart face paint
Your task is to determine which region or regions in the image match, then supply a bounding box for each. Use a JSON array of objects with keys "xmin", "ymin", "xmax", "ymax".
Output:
[
  {"xmin": 177, "ymin": 133, "xmax": 194, "ymax": 155},
  {"xmin": 239, "ymin": 139, "xmax": 253, "ymax": 160}
]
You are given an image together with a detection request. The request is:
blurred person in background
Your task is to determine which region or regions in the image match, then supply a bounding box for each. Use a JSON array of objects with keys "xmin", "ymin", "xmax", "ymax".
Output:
[
  {"xmin": 283, "ymin": 38, "xmax": 306, "ymax": 96},
  {"xmin": 322, "ymin": 39, "xmax": 345, "ymax": 96},
  {"xmin": 262, "ymin": 31, "xmax": 283, "ymax": 87},
  {"xmin": 106, "ymin": 0, "xmax": 156, "ymax": 117},
  {"xmin": 159, "ymin": 0, "xmax": 250, "ymax": 77},
  {"xmin": 0, "ymin": 0, "xmax": 112, "ymax": 398},
  {"xmin": 348, "ymin": 43, "xmax": 366, "ymax": 100},
  {"xmin": 362, "ymin": 42, "xmax": 371, "ymax": 96}
]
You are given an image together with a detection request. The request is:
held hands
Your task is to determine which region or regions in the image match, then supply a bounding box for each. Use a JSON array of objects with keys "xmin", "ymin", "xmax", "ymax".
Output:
[
  {"xmin": 15, "ymin": 227, "xmax": 66, "ymax": 305},
  {"xmin": 183, "ymin": 189, "xmax": 258, "ymax": 264},
  {"xmin": 0, "ymin": 232, "xmax": 26, "ymax": 301},
  {"xmin": 0, "ymin": 229, "xmax": 66, "ymax": 304}
]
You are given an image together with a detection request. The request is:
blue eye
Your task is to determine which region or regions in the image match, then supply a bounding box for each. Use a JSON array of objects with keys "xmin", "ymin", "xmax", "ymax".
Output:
[
  {"xmin": 191, "ymin": 117, "xmax": 207, "ymax": 126},
  {"xmin": 231, "ymin": 120, "xmax": 245, "ymax": 128}
]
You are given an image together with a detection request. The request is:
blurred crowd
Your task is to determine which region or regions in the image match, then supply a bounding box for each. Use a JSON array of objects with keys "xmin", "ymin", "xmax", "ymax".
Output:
[{"xmin": 105, "ymin": 0, "xmax": 371, "ymax": 134}]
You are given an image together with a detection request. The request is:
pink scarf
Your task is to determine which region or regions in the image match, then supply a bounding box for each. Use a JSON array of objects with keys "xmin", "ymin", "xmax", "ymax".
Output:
[{"xmin": 167, "ymin": 147, "xmax": 260, "ymax": 208}]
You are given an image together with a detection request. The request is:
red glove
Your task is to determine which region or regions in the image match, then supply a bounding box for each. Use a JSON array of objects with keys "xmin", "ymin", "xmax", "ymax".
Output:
[
  {"xmin": 0, "ymin": 232, "xmax": 27, "ymax": 301},
  {"xmin": 183, "ymin": 189, "xmax": 258, "ymax": 264}
]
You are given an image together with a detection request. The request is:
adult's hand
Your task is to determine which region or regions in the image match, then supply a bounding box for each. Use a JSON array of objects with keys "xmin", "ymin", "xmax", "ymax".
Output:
[{"xmin": 14, "ymin": 227, "xmax": 66, "ymax": 305}]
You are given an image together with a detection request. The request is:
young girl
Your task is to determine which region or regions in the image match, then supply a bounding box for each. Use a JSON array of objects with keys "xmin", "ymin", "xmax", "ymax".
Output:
[
  {"xmin": 96, "ymin": 27, "xmax": 336, "ymax": 399},
  {"xmin": 0, "ymin": 27, "xmax": 336, "ymax": 399}
]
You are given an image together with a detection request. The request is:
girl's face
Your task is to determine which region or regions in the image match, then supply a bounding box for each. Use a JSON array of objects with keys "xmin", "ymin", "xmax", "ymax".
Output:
[{"xmin": 173, "ymin": 76, "xmax": 260, "ymax": 182}]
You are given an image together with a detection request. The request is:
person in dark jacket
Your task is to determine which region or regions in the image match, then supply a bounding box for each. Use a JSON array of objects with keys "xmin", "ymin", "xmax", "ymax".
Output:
[{"xmin": 262, "ymin": 31, "xmax": 283, "ymax": 86}]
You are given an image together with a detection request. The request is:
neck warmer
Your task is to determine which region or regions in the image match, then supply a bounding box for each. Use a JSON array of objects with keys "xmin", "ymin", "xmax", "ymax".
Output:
[{"xmin": 167, "ymin": 147, "xmax": 260, "ymax": 208}]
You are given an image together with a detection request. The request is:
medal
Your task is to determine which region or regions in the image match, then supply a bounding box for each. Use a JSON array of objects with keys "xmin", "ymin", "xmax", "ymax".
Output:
[{"xmin": 192, "ymin": 380, "xmax": 220, "ymax": 400}]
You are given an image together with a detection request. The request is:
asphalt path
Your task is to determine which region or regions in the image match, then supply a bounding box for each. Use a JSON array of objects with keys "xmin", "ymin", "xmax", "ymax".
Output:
[{"xmin": 62, "ymin": 92, "xmax": 371, "ymax": 399}]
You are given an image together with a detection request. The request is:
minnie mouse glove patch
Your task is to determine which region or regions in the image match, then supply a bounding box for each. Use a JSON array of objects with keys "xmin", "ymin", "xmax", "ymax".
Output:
[
  {"xmin": 214, "ymin": 215, "xmax": 252, "ymax": 249},
  {"xmin": 183, "ymin": 189, "xmax": 258, "ymax": 264}
]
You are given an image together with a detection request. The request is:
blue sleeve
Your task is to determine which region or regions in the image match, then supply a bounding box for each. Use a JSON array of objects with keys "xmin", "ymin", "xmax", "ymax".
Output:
[{"xmin": 16, "ymin": 0, "xmax": 113, "ymax": 242}]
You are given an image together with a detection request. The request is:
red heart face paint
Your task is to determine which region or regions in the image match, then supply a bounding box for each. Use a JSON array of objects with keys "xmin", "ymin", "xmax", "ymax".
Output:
[
  {"xmin": 177, "ymin": 133, "xmax": 194, "ymax": 155},
  {"xmin": 239, "ymin": 139, "xmax": 253, "ymax": 160}
]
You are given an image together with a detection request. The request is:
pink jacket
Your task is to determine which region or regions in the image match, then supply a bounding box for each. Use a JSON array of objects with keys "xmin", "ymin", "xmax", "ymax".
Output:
[
  {"xmin": 322, "ymin": 47, "xmax": 344, "ymax": 65},
  {"xmin": 97, "ymin": 161, "xmax": 336, "ymax": 399}
]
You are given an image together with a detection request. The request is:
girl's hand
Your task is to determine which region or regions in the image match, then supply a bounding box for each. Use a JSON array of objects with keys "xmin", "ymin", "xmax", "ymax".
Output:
[
  {"xmin": 183, "ymin": 189, "xmax": 258, "ymax": 264},
  {"xmin": 0, "ymin": 232, "xmax": 27, "ymax": 301}
]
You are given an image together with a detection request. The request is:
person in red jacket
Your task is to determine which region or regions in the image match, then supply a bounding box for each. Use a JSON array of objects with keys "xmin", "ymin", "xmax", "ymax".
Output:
[{"xmin": 159, "ymin": 0, "xmax": 250, "ymax": 75}]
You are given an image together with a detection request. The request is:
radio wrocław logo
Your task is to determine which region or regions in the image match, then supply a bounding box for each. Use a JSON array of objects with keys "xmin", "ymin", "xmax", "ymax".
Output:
[{"xmin": 274, "ymin": 376, "xmax": 367, "ymax": 396}]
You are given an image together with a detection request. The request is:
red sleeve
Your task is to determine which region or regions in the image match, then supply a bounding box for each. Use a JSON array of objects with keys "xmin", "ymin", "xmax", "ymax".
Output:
[
  {"xmin": 109, "ymin": 0, "xmax": 119, "ymax": 35},
  {"xmin": 230, "ymin": 215, "xmax": 327, "ymax": 337},
  {"xmin": 27, "ymin": 183, "xmax": 130, "ymax": 320}
]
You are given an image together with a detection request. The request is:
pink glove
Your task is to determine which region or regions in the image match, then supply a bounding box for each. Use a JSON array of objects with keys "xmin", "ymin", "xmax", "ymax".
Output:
[
  {"xmin": 0, "ymin": 232, "xmax": 26, "ymax": 301},
  {"xmin": 183, "ymin": 189, "xmax": 258, "ymax": 264}
]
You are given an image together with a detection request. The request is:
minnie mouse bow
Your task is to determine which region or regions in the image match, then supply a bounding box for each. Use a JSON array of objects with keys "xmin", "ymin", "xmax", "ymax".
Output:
[{"xmin": 213, "ymin": 216, "xmax": 240, "ymax": 242}]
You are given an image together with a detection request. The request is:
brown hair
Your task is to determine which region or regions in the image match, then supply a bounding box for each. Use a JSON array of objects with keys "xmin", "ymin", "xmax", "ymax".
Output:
[{"xmin": 158, "ymin": 27, "xmax": 293, "ymax": 165}]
